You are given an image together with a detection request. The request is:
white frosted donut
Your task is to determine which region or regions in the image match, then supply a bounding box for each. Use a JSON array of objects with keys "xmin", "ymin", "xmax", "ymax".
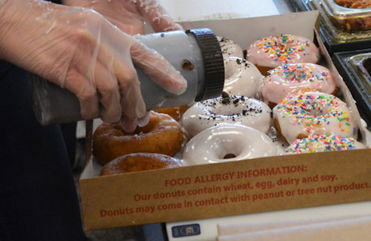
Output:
[
  {"xmin": 218, "ymin": 36, "xmax": 244, "ymax": 59},
  {"xmin": 224, "ymin": 57, "xmax": 263, "ymax": 97},
  {"xmin": 182, "ymin": 124, "xmax": 279, "ymax": 165},
  {"xmin": 181, "ymin": 94, "xmax": 271, "ymax": 137},
  {"xmin": 273, "ymin": 92, "xmax": 355, "ymax": 144}
]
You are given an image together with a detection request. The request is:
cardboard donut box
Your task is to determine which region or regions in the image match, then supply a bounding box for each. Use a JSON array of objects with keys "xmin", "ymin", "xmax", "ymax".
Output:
[{"xmin": 79, "ymin": 11, "xmax": 371, "ymax": 231}]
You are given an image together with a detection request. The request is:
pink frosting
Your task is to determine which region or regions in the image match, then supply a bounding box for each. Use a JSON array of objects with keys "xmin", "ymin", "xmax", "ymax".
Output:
[
  {"xmin": 262, "ymin": 63, "xmax": 336, "ymax": 104},
  {"xmin": 247, "ymin": 34, "xmax": 320, "ymax": 68}
]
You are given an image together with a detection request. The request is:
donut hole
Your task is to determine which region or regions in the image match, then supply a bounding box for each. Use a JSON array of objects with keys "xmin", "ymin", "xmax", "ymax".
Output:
[
  {"xmin": 223, "ymin": 153, "xmax": 237, "ymax": 159},
  {"xmin": 300, "ymin": 104, "xmax": 329, "ymax": 118},
  {"xmin": 120, "ymin": 113, "xmax": 159, "ymax": 135},
  {"xmin": 133, "ymin": 120, "xmax": 156, "ymax": 134},
  {"xmin": 307, "ymin": 111, "xmax": 324, "ymax": 118},
  {"xmin": 213, "ymin": 138, "xmax": 245, "ymax": 161}
]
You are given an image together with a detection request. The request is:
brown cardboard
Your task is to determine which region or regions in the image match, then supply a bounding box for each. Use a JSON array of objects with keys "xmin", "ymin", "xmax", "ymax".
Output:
[
  {"xmin": 81, "ymin": 150, "xmax": 371, "ymax": 230},
  {"xmin": 79, "ymin": 11, "xmax": 371, "ymax": 230}
]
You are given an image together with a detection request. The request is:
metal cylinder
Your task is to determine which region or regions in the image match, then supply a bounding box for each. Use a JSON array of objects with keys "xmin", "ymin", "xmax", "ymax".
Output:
[{"xmin": 31, "ymin": 28, "xmax": 224, "ymax": 125}]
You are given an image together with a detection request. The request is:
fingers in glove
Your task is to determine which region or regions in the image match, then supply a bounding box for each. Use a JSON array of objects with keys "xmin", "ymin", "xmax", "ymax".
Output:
[
  {"xmin": 114, "ymin": 58, "xmax": 147, "ymax": 132},
  {"xmin": 130, "ymin": 40, "xmax": 187, "ymax": 95},
  {"xmin": 63, "ymin": 25, "xmax": 126, "ymax": 123},
  {"xmin": 133, "ymin": 0, "xmax": 183, "ymax": 32},
  {"xmin": 63, "ymin": 69, "xmax": 99, "ymax": 120},
  {"xmin": 93, "ymin": 61, "xmax": 122, "ymax": 123},
  {"xmin": 137, "ymin": 111, "xmax": 150, "ymax": 127}
]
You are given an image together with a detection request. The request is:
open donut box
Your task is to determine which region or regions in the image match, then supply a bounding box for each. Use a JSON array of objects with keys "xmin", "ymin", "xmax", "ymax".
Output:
[{"xmin": 79, "ymin": 11, "xmax": 371, "ymax": 231}]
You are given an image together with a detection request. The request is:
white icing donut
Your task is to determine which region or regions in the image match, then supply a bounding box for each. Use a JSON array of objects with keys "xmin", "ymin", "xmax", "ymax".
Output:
[
  {"xmin": 181, "ymin": 94, "xmax": 271, "ymax": 137},
  {"xmin": 218, "ymin": 36, "xmax": 244, "ymax": 59},
  {"xmin": 273, "ymin": 92, "xmax": 355, "ymax": 144},
  {"xmin": 182, "ymin": 123, "xmax": 279, "ymax": 165},
  {"xmin": 224, "ymin": 57, "xmax": 263, "ymax": 97}
]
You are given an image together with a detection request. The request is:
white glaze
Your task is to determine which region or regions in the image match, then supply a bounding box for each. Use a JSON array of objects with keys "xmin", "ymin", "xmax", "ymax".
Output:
[
  {"xmin": 224, "ymin": 57, "xmax": 263, "ymax": 97},
  {"xmin": 247, "ymin": 34, "xmax": 320, "ymax": 68},
  {"xmin": 181, "ymin": 95, "xmax": 272, "ymax": 137},
  {"xmin": 182, "ymin": 123, "xmax": 279, "ymax": 165},
  {"xmin": 262, "ymin": 63, "xmax": 337, "ymax": 104},
  {"xmin": 273, "ymin": 92, "xmax": 355, "ymax": 144},
  {"xmin": 218, "ymin": 36, "xmax": 244, "ymax": 59}
]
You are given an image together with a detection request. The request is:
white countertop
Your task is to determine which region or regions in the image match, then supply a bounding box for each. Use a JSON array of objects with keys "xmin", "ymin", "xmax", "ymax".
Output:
[{"xmin": 158, "ymin": 0, "xmax": 292, "ymax": 21}]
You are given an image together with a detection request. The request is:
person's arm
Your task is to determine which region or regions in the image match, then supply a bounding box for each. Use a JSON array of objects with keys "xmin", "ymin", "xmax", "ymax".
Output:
[
  {"xmin": 63, "ymin": 0, "xmax": 182, "ymax": 35},
  {"xmin": 0, "ymin": 0, "xmax": 186, "ymax": 131}
]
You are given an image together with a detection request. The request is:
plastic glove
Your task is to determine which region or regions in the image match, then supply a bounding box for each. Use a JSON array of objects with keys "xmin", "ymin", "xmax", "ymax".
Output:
[
  {"xmin": 64, "ymin": 0, "xmax": 184, "ymax": 129},
  {"xmin": 0, "ymin": 0, "xmax": 186, "ymax": 132},
  {"xmin": 63, "ymin": 0, "xmax": 183, "ymax": 35}
]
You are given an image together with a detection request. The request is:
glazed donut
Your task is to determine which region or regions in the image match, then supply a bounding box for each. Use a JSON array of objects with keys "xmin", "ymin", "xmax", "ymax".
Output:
[
  {"xmin": 262, "ymin": 63, "xmax": 336, "ymax": 107},
  {"xmin": 181, "ymin": 93, "xmax": 271, "ymax": 137},
  {"xmin": 93, "ymin": 111, "xmax": 186, "ymax": 165},
  {"xmin": 285, "ymin": 134, "xmax": 366, "ymax": 154},
  {"xmin": 182, "ymin": 124, "xmax": 279, "ymax": 165},
  {"xmin": 100, "ymin": 153, "xmax": 183, "ymax": 176},
  {"xmin": 154, "ymin": 105, "xmax": 189, "ymax": 121},
  {"xmin": 218, "ymin": 36, "xmax": 244, "ymax": 59},
  {"xmin": 247, "ymin": 34, "xmax": 320, "ymax": 75},
  {"xmin": 273, "ymin": 92, "xmax": 355, "ymax": 144},
  {"xmin": 223, "ymin": 57, "xmax": 263, "ymax": 97}
]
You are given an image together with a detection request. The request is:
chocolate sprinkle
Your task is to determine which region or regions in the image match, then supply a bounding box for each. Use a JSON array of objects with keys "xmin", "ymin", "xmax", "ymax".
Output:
[{"xmin": 201, "ymin": 95, "xmax": 265, "ymax": 120}]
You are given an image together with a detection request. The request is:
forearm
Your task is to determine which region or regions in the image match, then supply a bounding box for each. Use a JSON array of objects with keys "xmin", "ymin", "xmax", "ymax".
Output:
[{"xmin": 0, "ymin": 0, "xmax": 56, "ymax": 61}]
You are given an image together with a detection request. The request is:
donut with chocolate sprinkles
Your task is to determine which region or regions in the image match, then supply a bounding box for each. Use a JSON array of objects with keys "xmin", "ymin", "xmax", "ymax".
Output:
[{"xmin": 181, "ymin": 93, "xmax": 271, "ymax": 137}]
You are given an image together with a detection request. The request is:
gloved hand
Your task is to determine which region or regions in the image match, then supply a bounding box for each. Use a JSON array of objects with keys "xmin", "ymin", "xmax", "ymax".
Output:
[
  {"xmin": 0, "ymin": 0, "xmax": 187, "ymax": 131},
  {"xmin": 63, "ymin": 0, "xmax": 183, "ymax": 35}
]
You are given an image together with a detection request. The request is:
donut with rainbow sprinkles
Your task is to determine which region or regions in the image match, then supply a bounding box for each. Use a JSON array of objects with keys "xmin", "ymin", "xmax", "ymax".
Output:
[
  {"xmin": 273, "ymin": 92, "xmax": 355, "ymax": 144},
  {"xmin": 262, "ymin": 63, "xmax": 336, "ymax": 107},
  {"xmin": 247, "ymin": 34, "xmax": 320, "ymax": 75},
  {"xmin": 285, "ymin": 134, "xmax": 365, "ymax": 154}
]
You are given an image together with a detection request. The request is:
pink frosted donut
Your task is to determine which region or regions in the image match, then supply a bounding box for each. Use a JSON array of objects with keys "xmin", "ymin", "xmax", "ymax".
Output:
[
  {"xmin": 285, "ymin": 134, "xmax": 365, "ymax": 154},
  {"xmin": 262, "ymin": 63, "xmax": 336, "ymax": 106},
  {"xmin": 273, "ymin": 92, "xmax": 355, "ymax": 144},
  {"xmin": 247, "ymin": 34, "xmax": 320, "ymax": 75}
]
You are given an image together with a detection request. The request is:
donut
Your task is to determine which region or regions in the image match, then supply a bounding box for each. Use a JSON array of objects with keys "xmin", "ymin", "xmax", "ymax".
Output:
[
  {"xmin": 273, "ymin": 92, "xmax": 355, "ymax": 144},
  {"xmin": 154, "ymin": 105, "xmax": 189, "ymax": 121},
  {"xmin": 181, "ymin": 93, "xmax": 271, "ymax": 137},
  {"xmin": 93, "ymin": 111, "xmax": 187, "ymax": 165},
  {"xmin": 100, "ymin": 153, "xmax": 183, "ymax": 176},
  {"xmin": 247, "ymin": 34, "xmax": 320, "ymax": 75},
  {"xmin": 218, "ymin": 36, "xmax": 244, "ymax": 59},
  {"xmin": 182, "ymin": 123, "xmax": 279, "ymax": 165},
  {"xmin": 223, "ymin": 57, "xmax": 263, "ymax": 97},
  {"xmin": 262, "ymin": 63, "xmax": 336, "ymax": 107},
  {"xmin": 285, "ymin": 134, "xmax": 366, "ymax": 154}
]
